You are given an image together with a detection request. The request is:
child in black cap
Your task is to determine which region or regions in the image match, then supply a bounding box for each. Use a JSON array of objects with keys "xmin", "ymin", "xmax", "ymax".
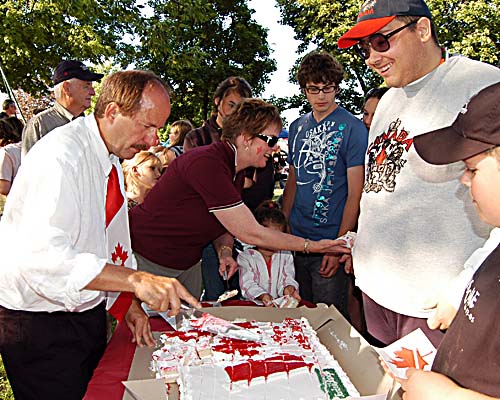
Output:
[{"xmin": 394, "ymin": 81, "xmax": 500, "ymax": 399}]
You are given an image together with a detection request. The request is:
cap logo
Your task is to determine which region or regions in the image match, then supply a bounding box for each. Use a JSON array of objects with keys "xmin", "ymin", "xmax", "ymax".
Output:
[{"xmin": 358, "ymin": 0, "xmax": 377, "ymax": 20}]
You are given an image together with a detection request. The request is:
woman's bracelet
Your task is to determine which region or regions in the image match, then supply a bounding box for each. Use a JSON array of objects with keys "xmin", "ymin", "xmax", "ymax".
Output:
[
  {"xmin": 303, "ymin": 238, "xmax": 310, "ymax": 254},
  {"xmin": 218, "ymin": 245, "xmax": 233, "ymax": 259}
]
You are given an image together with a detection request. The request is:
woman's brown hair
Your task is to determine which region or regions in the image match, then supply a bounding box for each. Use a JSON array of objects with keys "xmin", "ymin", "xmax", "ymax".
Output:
[{"xmin": 221, "ymin": 98, "xmax": 282, "ymax": 143}]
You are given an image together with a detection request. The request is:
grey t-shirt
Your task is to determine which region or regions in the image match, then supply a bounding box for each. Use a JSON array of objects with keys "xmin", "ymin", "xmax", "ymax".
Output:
[
  {"xmin": 353, "ymin": 56, "xmax": 500, "ymax": 317},
  {"xmin": 21, "ymin": 101, "xmax": 74, "ymax": 155}
]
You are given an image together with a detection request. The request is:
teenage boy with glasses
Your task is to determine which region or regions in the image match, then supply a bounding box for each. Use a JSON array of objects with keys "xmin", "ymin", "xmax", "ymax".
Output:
[
  {"xmin": 282, "ymin": 51, "xmax": 368, "ymax": 317},
  {"xmin": 337, "ymin": 0, "xmax": 500, "ymax": 346}
]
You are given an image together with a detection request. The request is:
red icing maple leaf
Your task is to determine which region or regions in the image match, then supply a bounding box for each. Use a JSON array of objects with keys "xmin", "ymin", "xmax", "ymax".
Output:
[
  {"xmin": 111, "ymin": 242, "xmax": 128, "ymax": 266},
  {"xmin": 389, "ymin": 347, "xmax": 430, "ymax": 369}
]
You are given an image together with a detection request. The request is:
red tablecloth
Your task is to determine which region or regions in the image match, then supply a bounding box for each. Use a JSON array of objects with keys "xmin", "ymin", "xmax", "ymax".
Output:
[
  {"xmin": 83, "ymin": 318, "xmax": 168, "ymax": 400},
  {"xmin": 84, "ymin": 300, "xmax": 315, "ymax": 400}
]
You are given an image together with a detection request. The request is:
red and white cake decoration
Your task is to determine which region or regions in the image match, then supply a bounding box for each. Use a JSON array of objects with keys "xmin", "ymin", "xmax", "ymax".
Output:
[{"xmin": 151, "ymin": 317, "xmax": 359, "ymax": 399}]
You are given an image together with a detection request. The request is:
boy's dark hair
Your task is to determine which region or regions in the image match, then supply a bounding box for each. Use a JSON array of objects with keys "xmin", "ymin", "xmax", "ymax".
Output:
[
  {"xmin": 253, "ymin": 200, "xmax": 287, "ymax": 232},
  {"xmin": 212, "ymin": 76, "xmax": 253, "ymax": 115},
  {"xmin": 297, "ymin": 51, "xmax": 344, "ymax": 88}
]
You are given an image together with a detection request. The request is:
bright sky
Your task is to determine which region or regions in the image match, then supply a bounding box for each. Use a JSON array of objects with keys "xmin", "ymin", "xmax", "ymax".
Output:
[{"xmin": 248, "ymin": 0, "xmax": 311, "ymax": 127}]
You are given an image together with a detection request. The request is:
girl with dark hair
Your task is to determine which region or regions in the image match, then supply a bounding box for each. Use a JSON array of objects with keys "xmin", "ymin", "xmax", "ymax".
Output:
[
  {"xmin": 238, "ymin": 200, "xmax": 301, "ymax": 306},
  {"xmin": 362, "ymin": 87, "xmax": 388, "ymax": 130},
  {"xmin": 153, "ymin": 119, "xmax": 193, "ymax": 169}
]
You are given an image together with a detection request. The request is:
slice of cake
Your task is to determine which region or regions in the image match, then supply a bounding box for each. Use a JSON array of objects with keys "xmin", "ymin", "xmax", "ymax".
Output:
[{"xmin": 151, "ymin": 317, "xmax": 359, "ymax": 399}]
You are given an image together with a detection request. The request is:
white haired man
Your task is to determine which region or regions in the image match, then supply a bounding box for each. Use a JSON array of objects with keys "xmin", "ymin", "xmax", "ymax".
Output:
[{"xmin": 22, "ymin": 60, "xmax": 103, "ymax": 155}]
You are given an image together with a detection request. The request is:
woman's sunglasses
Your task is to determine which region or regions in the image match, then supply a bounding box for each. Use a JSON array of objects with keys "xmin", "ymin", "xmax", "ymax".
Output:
[
  {"xmin": 256, "ymin": 133, "xmax": 279, "ymax": 147},
  {"xmin": 356, "ymin": 20, "xmax": 417, "ymax": 60}
]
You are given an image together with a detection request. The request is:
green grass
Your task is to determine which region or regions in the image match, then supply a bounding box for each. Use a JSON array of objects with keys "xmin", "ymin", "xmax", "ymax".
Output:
[
  {"xmin": 273, "ymin": 187, "xmax": 283, "ymax": 202},
  {"xmin": 0, "ymin": 356, "xmax": 14, "ymax": 400}
]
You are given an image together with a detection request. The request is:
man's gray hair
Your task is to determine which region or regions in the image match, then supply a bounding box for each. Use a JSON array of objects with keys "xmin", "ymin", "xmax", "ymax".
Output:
[{"xmin": 53, "ymin": 78, "xmax": 78, "ymax": 100}]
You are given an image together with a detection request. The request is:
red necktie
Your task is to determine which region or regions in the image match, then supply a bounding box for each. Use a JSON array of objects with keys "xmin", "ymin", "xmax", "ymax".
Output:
[
  {"xmin": 106, "ymin": 165, "xmax": 133, "ymax": 322},
  {"xmin": 105, "ymin": 165, "xmax": 124, "ymax": 227}
]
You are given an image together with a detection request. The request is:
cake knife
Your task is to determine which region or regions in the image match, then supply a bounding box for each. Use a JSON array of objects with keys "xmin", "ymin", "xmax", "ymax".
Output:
[
  {"xmin": 180, "ymin": 304, "xmax": 263, "ymax": 342},
  {"xmin": 140, "ymin": 302, "xmax": 178, "ymax": 330}
]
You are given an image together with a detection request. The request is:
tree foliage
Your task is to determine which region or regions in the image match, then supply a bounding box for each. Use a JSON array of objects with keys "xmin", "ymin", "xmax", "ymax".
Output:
[
  {"xmin": 276, "ymin": 0, "xmax": 500, "ymax": 114},
  {"xmin": 1, "ymin": 0, "xmax": 276, "ymax": 128},
  {"xmin": 1, "ymin": 0, "xmax": 141, "ymax": 94},
  {"xmin": 131, "ymin": 0, "xmax": 276, "ymax": 125}
]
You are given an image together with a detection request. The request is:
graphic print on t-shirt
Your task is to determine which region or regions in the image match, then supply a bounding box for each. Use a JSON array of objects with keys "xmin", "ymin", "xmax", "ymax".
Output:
[
  {"xmin": 364, "ymin": 118, "xmax": 413, "ymax": 193},
  {"xmin": 294, "ymin": 119, "xmax": 344, "ymax": 226},
  {"xmin": 463, "ymin": 279, "xmax": 480, "ymax": 323}
]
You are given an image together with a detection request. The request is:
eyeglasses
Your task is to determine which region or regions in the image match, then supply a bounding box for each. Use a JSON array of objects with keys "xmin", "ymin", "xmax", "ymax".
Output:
[
  {"xmin": 356, "ymin": 20, "xmax": 417, "ymax": 60},
  {"xmin": 256, "ymin": 133, "xmax": 279, "ymax": 147},
  {"xmin": 304, "ymin": 85, "xmax": 336, "ymax": 95}
]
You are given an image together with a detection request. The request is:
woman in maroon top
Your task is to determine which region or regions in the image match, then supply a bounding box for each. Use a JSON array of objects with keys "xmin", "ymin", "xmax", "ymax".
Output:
[{"xmin": 129, "ymin": 99, "xmax": 351, "ymax": 301}]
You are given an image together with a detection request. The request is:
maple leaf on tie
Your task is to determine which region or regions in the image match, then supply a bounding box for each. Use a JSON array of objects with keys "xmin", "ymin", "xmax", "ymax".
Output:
[
  {"xmin": 389, "ymin": 347, "xmax": 430, "ymax": 369},
  {"xmin": 111, "ymin": 242, "xmax": 128, "ymax": 266}
]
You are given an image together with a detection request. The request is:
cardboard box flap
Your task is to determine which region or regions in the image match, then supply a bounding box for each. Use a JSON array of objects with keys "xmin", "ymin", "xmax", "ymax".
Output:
[
  {"xmin": 122, "ymin": 379, "xmax": 166, "ymax": 400},
  {"xmin": 198, "ymin": 304, "xmax": 338, "ymax": 330},
  {"xmin": 316, "ymin": 318, "xmax": 393, "ymax": 397}
]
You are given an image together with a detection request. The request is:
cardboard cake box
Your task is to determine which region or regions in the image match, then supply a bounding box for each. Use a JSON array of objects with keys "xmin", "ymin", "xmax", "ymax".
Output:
[{"xmin": 122, "ymin": 305, "xmax": 400, "ymax": 400}]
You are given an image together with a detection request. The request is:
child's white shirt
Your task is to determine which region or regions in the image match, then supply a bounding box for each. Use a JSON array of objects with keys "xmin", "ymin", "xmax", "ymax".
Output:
[{"xmin": 238, "ymin": 248, "xmax": 298, "ymax": 300}]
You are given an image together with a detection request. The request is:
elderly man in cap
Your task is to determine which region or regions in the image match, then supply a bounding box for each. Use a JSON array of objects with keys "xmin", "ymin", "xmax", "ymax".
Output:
[
  {"xmin": 337, "ymin": 0, "xmax": 500, "ymax": 347},
  {"xmin": 22, "ymin": 60, "xmax": 103, "ymax": 155},
  {"xmin": 0, "ymin": 70, "xmax": 200, "ymax": 400}
]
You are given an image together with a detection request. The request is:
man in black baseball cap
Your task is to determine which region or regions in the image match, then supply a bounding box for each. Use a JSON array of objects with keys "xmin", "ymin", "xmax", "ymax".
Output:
[
  {"xmin": 336, "ymin": 0, "xmax": 500, "ymax": 350},
  {"xmin": 52, "ymin": 60, "xmax": 103, "ymax": 85},
  {"xmin": 22, "ymin": 60, "xmax": 103, "ymax": 155},
  {"xmin": 414, "ymin": 82, "xmax": 500, "ymax": 164}
]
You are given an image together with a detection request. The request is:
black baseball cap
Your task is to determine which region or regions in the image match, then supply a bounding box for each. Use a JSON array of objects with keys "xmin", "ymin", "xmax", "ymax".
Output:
[
  {"xmin": 338, "ymin": 0, "xmax": 432, "ymax": 48},
  {"xmin": 52, "ymin": 60, "xmax": 104, "ymax": 85},
  {"xmin": 413, "ymin": 82, "xmax": 500, "ymax": 165}
]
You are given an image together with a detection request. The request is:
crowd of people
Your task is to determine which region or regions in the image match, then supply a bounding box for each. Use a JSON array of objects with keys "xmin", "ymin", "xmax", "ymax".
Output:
[{"xmin": 0, "ymin": 0, "xmax": 499, "ymax": 399}]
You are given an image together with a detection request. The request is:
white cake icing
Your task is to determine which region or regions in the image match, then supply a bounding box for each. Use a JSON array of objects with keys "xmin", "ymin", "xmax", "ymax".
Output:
[
  {"xmin": 272, "ymin": 295, "xmax": 299, "ymax": 308},
  {"xmin": 151, "ymin": 317, "xmax": 359, "ymax": 399}
]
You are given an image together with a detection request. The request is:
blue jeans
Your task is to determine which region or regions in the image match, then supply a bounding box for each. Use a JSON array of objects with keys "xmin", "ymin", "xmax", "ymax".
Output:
[
  {"xmin": 201, "ymin": 243, "xmax": 240, "ymax": 301},
  {"xmin": 294, "ymin": 252, "xmax": 350, "ymax": 321}
]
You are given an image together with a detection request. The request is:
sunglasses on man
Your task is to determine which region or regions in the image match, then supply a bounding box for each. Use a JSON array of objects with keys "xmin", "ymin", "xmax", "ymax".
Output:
[
  {"xmin": 256, "ymin": 133, "xmax": 279, "ymax": 147},
  {"xmin": 356, "ymin": 20, "xmax": 417, "ymax": 60}
]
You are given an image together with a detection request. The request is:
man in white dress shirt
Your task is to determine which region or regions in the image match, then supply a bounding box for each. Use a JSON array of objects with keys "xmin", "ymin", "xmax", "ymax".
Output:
[{"xmin": 0, "ymin": 70, "xmax": 200, "ymax": 400}]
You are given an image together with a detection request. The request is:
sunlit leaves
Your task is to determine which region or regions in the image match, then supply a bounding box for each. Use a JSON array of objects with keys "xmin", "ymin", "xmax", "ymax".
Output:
[
  {"xmin": 1, "ymin": 0, "xmax": 141, "ymax": 93},
  {"xmin": 132, "ymin": 0, "xmax": 276, "ymax": 124},
  {"xmin": 276, "ymin": 0, "xmax": 500, "ymax": 115}
]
